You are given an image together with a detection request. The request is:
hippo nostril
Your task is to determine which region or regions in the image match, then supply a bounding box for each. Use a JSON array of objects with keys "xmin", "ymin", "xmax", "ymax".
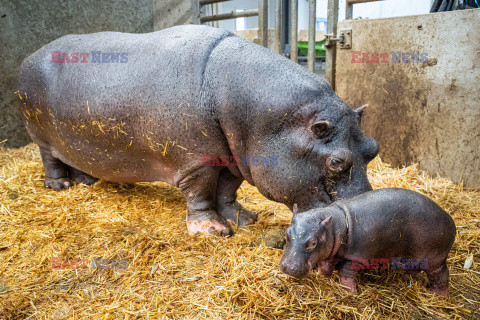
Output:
[{"xmin": 331, "ymin": 159, "xmax": 341, "ymax": 167}]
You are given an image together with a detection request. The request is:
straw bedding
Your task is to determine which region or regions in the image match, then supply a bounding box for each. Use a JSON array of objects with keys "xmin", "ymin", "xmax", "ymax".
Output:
[{"xmin": 0, "ymin": 144, "xmax": 478, "ymax": 319}]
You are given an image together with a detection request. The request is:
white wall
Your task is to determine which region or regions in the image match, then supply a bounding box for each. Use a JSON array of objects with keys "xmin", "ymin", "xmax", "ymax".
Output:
[
  {"xmin": 212, "ymin": 0, "xmax": 432, "ymax": 32},
  {"xmin": 301, "ymin": 0, "xmax": 431, "ymax": 28},
  {"xmin": 217, "ymin": 0, "xmax": 277, "ymax": 31},
  {"xmin": 338, "ymin": 0, "xmax": 431, "ymax": 21}
]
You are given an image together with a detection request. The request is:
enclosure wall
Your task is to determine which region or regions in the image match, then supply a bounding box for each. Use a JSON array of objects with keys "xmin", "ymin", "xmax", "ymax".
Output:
[
  {"xmin": 0, "ymin": 0, "xmax": 154, "ymax": 147},
  {"xmin": 335, "ymin": 9, "xmax": 480, "ymax": 188}
]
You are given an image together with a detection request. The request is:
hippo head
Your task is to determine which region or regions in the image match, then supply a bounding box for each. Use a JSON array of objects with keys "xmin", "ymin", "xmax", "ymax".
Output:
[
  {"xmin": 245, "ymin": 91, "xmax": 379, "ymax": 211},
  {"xmin": 280, "ymin": 205, "xmax": 336, "ymax": 278}
]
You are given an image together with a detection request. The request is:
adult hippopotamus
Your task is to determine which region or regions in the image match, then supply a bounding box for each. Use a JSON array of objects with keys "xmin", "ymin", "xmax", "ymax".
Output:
[
  {"xmin": 280, "ymin": 188, "xmax": 456, "ymax": 296},
  {"xmin": 18, "ymin": 25, "xmax": 378, "ymax": 236}
]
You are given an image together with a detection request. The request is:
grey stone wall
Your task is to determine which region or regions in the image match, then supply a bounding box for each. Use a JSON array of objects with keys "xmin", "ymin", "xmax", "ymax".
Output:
[
  {"xmin": 0, "ymin": 0, "xmax": 154, "ymax": 147},
  {"xmin": 153, "ymin": 0, "xmax": 196, "ymax": 30}
]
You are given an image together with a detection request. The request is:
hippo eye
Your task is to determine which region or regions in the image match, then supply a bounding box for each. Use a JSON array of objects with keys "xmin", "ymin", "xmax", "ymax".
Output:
[
  {"xmin": 310, "ymin": 120, "xmax": 331, "ymax": 139},
  {"xmin": 305, "ymin": 238, "xmax": 317, "ymax": 250}
]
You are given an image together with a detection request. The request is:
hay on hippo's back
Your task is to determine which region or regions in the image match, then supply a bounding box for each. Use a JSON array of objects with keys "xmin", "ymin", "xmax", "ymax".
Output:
[{"xmin": 0, "ymin": 143, "xmax": 478, "ymax": 319}]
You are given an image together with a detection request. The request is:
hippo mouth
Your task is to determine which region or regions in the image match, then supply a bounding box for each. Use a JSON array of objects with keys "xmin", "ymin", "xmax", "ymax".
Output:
[
  {"xmin": 324, "ymin": 176, "xmax": 339, "ymax": 203},
  {"xmin": 307, "ymin": 258, "xmax": 323, "ymax": 275},
  {"xmin": 318, "ymin": 179, "xmax": 335, "ymax": 205},
  {"xmin": 284, "ymin": 262, "xmax": 325, "ymax": 280}
]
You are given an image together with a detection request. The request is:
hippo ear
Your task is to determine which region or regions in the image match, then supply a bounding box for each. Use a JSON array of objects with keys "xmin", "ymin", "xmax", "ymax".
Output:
[
  {"xmin": 355, "ymin": 104, "xmax": 368, "ymax": 117},
  {"xmin": 320, "ymin": 215, "xmax": 332, "ymax": 228},
  {"xmin": 310, "ymin": 120, "xmax": 330, "ymax": 138},
  {"xmin": 292, "ymin": 203, "xmax": 299, "ymax": 216},
  {"xmin": 355, "ymin": 105, "xmax": 368, "ymax": 127}
]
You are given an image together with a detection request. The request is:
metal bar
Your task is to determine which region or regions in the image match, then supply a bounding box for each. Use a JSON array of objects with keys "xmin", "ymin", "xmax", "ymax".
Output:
[
  {"xmin": 307, "ymin": 0, "xmax": 316, "ymax": 72},
  {"xmin": 199, "ymin": 0, "xmax": 230, "ymax": 6},
  {"xmin": 348, "ymin": 0, "xmax": 383, "ymax": 4},
  {"xmin": 345, "ymin": 1, "xmax": 353, "ymax": 19},
  {"xmin": 346, "ymin": 0, "xmax": 382, "ymax": 18},
  {"xmin": 200, "ymin": 9, "xmax": 258, "ymax": 23},
  {"xmin": 325, "ymin": 0, "xmax": 338, "ymax": 89},
  {"xmin": 259, "ymin": 0, "xmax": 268, "ymax": 48},
  {"xmin": 275, "ymin": 0, "xmax": 282, "ymax": 53},
  {"xmin": 290, "ymin": 0, "xmax": 298, "ymax": 62},
  {"xmin": 214, "ymin": 2, "xmax": 220, "ymax": 28},
  {"xmin": 192, "ymin": 0, "xmax": 200, "ymax": 24}
]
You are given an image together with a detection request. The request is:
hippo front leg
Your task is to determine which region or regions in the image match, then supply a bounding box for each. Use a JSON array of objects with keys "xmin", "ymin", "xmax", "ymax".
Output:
[
  {"xmin": 39, "ymin": 147, "xmax": 72, "ymax": 191},
  {"xmin": 338, "ymin": 260, "xmax": 359, "ymax": 294},
  {"xmin": 178, "ymin": 166, "xmax": 233, "ymax": 237},
  {"xmin": 317, "ymin": 259, "xmax": 340, "ymax": 278},
  {"xmin": 216, "ymin": 169, "xmax": 257, "ymax": 226}
]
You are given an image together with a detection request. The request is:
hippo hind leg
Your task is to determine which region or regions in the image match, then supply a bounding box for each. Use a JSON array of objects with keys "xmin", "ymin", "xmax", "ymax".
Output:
[
  {"xmin": 216, "ymin": 169, "xmax": 257, "ymax": 226},
  {"xmin": 39, "ymin": 147, "xmax": 72, "ymax": 191},
  {"xmin": 338, "ymin": 260, "xmax": 359, "ymax": 294},
  {"xmin": 425, "ymin": 262, "xmax": 449, "ymax": 296},
  {"xmin": 68, "ymin": 166, "xmax": 98, "ymax": 186},
  {"xmin": 179, "ymin": 167, "xmax": 233, "ymax": 236}
]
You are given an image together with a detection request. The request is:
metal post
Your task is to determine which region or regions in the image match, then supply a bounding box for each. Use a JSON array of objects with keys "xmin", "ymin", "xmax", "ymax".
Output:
[
  {"xmin": 307, "ymin": 0, "xmax": 316, "ymax": 72},
  {"xmin": 348, "ymin": 0, "xmax": 383, "ymax": 4},
  {"xmin": 192, "ymin": 0, "xmax": 200, "ymax": 24},
  {"xmin": 290, "ymin": 0, "xmax": 298, "ymax": 62},
  {"xmin": 275, "ymin": 0, "xmax": 282, "ymax": 53},
  {"xmin": 200, "ymin": 9, "xmax": 258, "ymax": 23},
  {"xmin": 258, "ymin": 0, "xmax": 268, "ymax": 48},
  {"xmin": 325, "ymin": 0, "xmax": 338, "ymax": 89},
  {"xmin": 199, "ymin": 0, "xmax": 230, "ymax": 5},
  {"xmin": 345, "ymin": 1, "xmax": 353, "ymax": 19}
]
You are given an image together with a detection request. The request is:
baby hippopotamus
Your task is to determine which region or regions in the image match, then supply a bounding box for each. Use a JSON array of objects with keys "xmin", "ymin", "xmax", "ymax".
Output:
[{"xmin": 280, "ymin": 188, "xmax": 456, "ymax": 296}]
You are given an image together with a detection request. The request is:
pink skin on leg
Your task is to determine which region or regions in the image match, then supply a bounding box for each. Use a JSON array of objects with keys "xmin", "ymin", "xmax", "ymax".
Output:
[
  {"xmin": 431, "ymin": 287, "xmax": 448, "ymax": 297},
  {"xmin": 426, "ymin": 264, "xmax": 450, "ymax": 297},
  {"xmin": 340, "ymin": 276, "xmax": 358, "ymax": 294},
  {"xmin": 186, "ymin": 218, "xmax": 231, "ymax": 236},
  {"xmin": 45, "ymin": 177, "xmax": 71, "ymax": 190},
  {"xmin": 317, "ymin": 260, "xmax": 337, "ymax": 278}
]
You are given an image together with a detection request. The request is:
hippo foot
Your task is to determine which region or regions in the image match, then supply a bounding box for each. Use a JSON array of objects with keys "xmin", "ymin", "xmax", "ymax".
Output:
[
  {"xmin": 218, "ymin": 202, "xmax": 257, "ymax": 226},
  {"xmin": 426, "ymin": 264, "xmax": 449, "ymax": 296},
  {"xmin": 68, "ymin": 167, "xmax": 98, "ymax": 186},
  {"xmin": 339, "ymin": 277, "xmax": 358, "ymax": 294},
  {"xmin": 70, "ymin": 173, "xmax": 98, "ymax": 186},
  {"xmin": 430, "ymin": 287, "xmax": 448, "ymax": 297},
  {"xmin": 44, "ymin": 177, "xmax": 72, "ymax": 191},
  {"xmin": 186, "ymin": 210, "xmax": 233, "ymax": 237}
]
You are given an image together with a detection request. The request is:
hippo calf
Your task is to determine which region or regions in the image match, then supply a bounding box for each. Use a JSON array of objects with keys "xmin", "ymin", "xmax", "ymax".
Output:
[
  {"xmin": 280, "ymin": 188, "xmax": 456, "ymax": 296},
  {"xmin": 18, "ymin": 25, "xmax": 378, "ymax": 236}
]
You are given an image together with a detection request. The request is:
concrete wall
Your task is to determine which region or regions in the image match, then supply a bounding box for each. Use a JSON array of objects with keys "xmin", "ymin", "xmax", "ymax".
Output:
[
  {"xmin": 335, "ymin": 9, "xmax": 480, "ymax": 188},
  {"xmin": 153, "ymin": 0, "xmax": 196, "ymax": 31},
  {"xmin": 0, "ymin": 0, "xmax": 154, "ymax": 147}
]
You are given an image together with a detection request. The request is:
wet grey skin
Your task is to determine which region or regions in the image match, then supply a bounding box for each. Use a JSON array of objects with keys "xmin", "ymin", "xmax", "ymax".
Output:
[
  {"xmin": 280, "ymin": 188, "xmax": 456, "ymax": 296},
  {"xmin": 17, "ymin": 25, "xmax": 378, "ymax": 236}
]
